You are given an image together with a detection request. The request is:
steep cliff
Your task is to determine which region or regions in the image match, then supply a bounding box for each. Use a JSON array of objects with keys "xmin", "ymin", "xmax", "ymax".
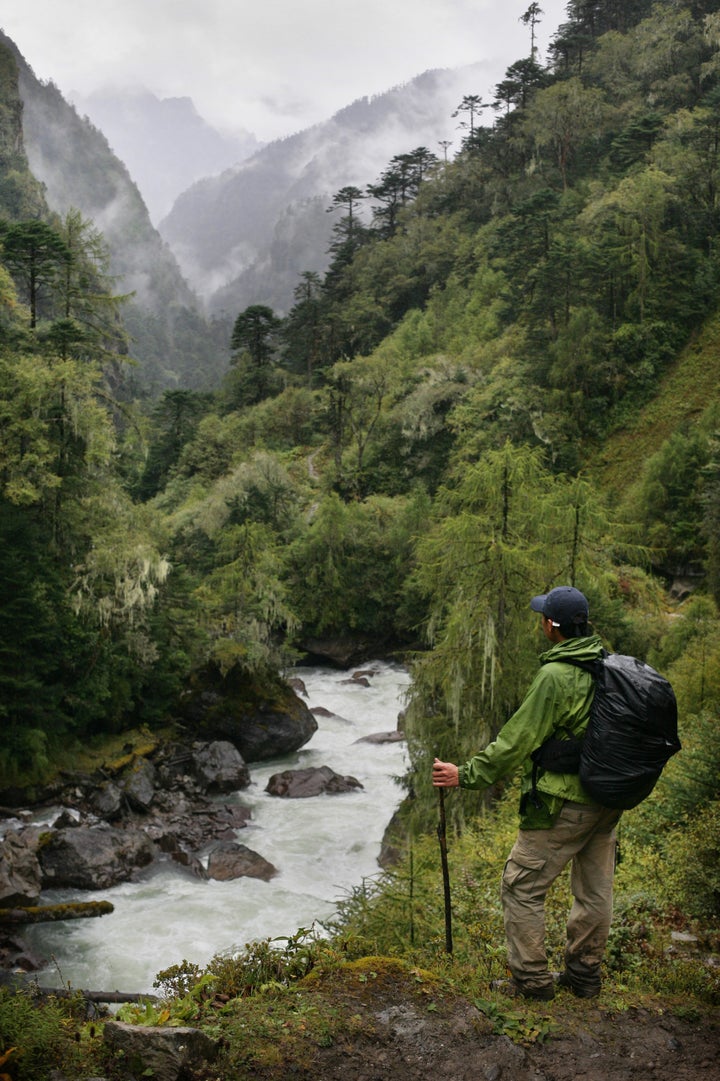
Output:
[{"xmin": 0, "ymin": 31, "xmax": 229, "ymax": 391}]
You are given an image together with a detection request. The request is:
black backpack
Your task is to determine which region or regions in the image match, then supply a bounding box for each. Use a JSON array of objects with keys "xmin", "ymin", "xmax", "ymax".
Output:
[{"xmin": 530, "ymin": 651, "xmax": 681, "ymax": 811}]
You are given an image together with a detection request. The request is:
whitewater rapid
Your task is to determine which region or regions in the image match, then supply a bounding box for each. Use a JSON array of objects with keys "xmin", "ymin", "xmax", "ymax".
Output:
[{"xmin": 26, "ymin": 661, "xmax": 411, "ymax": 994}]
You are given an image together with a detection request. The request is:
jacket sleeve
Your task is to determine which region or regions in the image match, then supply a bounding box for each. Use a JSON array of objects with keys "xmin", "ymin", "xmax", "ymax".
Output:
[{"xmin": 457, "ymin": 665, "xmax": 570, "ymax": 790}]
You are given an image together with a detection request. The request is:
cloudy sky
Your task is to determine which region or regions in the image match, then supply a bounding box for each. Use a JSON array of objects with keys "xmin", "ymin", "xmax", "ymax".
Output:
[{"xmin": 0, "ymin": 0, "xmax": 569, "ymax": 141}]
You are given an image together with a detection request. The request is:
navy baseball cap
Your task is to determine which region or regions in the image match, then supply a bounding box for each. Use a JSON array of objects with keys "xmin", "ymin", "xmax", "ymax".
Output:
[{"xmin": 530, "ymin": 586, "xmax": 589, "ymax": 628}]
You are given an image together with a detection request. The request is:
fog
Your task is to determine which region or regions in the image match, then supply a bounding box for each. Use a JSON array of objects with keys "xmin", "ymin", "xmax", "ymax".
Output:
[{"xmin": 0, "ymin": 0, "xmax": 569, "ymax": 142}]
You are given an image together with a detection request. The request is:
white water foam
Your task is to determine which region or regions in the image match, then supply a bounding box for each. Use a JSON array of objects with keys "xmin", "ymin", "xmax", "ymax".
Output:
[{"xmin": 26, "ymin": 661, "xmax": 410, "ymax": 993}]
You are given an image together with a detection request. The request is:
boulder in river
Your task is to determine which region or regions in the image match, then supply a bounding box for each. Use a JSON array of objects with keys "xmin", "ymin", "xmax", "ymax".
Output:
[
  {"xmin": 191, "ymin": 740, "xmax": 250, "ymax": 793},
  {"xmin": 206, "ymin": 841, "xmax": 278, "ymax": 882},
  {"xmin": 0, "ymin": 828, "xmax": 42, "ymax": 905},
  {"xmin": 38, "ymin": 826, "xmax": 155, "ymax": 890},
  {"xmin": 90, "ymin": 780, "xmax": 124, "ymax": 820},
  {"xmin": 356, "ymin": 731, "xmax": 406, "ymax": 744},
  {"xmin": 265, "ymin": 765, "xmax": 364, "ymax": 798},
  {"xmin": 178, "ymin": 663, "xmax": 318, "ymax": 763}
]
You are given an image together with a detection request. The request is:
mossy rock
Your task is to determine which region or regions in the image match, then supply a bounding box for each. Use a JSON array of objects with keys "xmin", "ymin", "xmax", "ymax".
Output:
[{"xmin": 178, "ymin": 663, "xmax": 318, "ymax": 763}]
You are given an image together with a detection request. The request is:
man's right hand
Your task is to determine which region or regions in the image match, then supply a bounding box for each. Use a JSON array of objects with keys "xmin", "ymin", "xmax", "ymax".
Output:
[{"xmin": 432, "ymin": 758, "xmax": 459, "ymax": 787}]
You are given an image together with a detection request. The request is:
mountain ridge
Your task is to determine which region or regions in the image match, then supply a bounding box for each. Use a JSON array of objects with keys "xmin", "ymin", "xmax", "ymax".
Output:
[
  {"xmin": 0, "ymin": 29, "xmax": 229, "ymax": 390},
  {"xmin": 69, "ymin": 86, "xmax": 261, "ymax": 223},
  {"xmin": 158, "ymin": 63, "xmax": 492, "ymax": 315}
]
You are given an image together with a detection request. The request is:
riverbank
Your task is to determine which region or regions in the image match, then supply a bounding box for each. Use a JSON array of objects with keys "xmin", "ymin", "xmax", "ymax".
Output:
[{"xmin": 0, "ymin": 662, "xmax": 411, "ymax": 991}]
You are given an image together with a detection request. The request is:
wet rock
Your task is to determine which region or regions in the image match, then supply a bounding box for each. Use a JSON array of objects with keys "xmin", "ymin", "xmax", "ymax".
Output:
[
  {"xmin": 155, "ymin": 834, "xmax": 208, "ymax": 879},
  {"xmin": 178, "ymin": 663, "xmax": 318, "ymax": 763},
  {"xmin": 356, "ymin": 731, "xmax": 406, "ymax": 744},
  {"xmin": 298, "ymin": 635, "xmax": 386, "ymax": 668},
  {"xmin": 122, "ymin": 758, "xmax": 157, "ymax": 812},
  {"xmin": 191, "ymin": 740, "xmax": 250, "ymax": 793},
  {"xmin": 103, "ymin": 1020, "xmax": 218, "ymax": 1081},
  {"xmin": 144, "ymin": 801, "xmax": 252, "ymax": 856},
  {"xmin": 265, "ymin": 765, "xmax": 364, "ymax": 798},
  {"xmin": 0, "ymin": 828, "xmax": 42, "ymax": 905},
  {"xmin": 38, "ymin": 826, "xmax": 155, "ymax": 890},
  {"xmin": 51, "ymin": 809, "xmax": 80, "ymax": 829},
  {"xmin": 286, "ymin": 676, "xmax": 308, "ymax": 696},
  {"xmin": 90, "ymin": 781, "xmax": 124, "ymax": 820},
  {"xmin": 206, "ymin": 841, "xmax": 278, "ymax": 882},
  {"xmin": 0, "ymin": 932, "xmax": 43, "ymax": 972}
]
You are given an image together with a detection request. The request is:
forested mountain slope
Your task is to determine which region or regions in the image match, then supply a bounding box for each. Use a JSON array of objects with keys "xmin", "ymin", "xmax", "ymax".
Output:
[
  {"xmin": 158, "ymin": 65, "xmax": 489, "ymax": 314},
  {"xmin": 0, "ymin": 32, "xmax": 228, "ymax": 391},
  {"xmin": 0, "ymin": 2, "xmax": 719, "ymax": 984}
]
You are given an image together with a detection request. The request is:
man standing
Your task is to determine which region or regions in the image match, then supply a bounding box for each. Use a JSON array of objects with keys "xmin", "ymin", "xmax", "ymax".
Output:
[{"xmin": 432, "ymin": 586, "xmax": 621, "ymax": 1001}]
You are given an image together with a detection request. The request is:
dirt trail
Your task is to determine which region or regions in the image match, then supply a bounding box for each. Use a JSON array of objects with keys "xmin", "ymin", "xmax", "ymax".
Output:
[{"xmin": 203, "ymin": 966, "xmax": 720, "ymax": 1080}]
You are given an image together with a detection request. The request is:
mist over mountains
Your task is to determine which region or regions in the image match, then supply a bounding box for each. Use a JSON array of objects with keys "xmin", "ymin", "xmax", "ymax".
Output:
[
  {"xmin": 1, "ymin": 29, "xmax": 229, "ymax": 391},
  {"xmin": 2, "ymin": 23, "xmax": 492, "ymax": 387},
  {"xmin": 69, "ymin": 88, "xmax": 262, "ymax": 224},
  {"xmin": 157, "ymin": 64, "xmax": 489, "ymax": 317}
]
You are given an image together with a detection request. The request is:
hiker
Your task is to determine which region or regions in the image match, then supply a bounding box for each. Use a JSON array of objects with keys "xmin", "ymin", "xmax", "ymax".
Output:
[{"xmin": 432, "ymin": 585, "xmax": 621, "ymax": 1001}]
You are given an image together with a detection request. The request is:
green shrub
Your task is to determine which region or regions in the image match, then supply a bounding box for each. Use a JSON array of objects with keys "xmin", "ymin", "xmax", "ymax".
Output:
[
  {"xmin": 0, "ymin": 988, "xmax": 101, "ymax": 1080},
  {"xmin": 658, "ymin": 801, "xmax": 720, "ymax": 919}
]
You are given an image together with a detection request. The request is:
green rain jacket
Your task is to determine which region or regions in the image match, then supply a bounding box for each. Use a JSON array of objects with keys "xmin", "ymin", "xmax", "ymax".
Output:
[{"xmin": 457, "ymin": 634, "xmax": 604, "ymax": 829}]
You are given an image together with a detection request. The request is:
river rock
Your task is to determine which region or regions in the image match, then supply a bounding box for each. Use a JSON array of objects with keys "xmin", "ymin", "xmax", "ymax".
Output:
[
  {"xmin": 265, "ymin": 765, "xmax": 364, "ymax": 798},
  {"xmin": 356, "ymin": 731, "xmax": 406, "ymax": 744},
  {"xmin": 103, "ymin": 1020, "xmax": 218, "ymax": 1081},
  {"xmin": 191, "ymin": 740, "xmax": 250, "ymax": 793},
  {"xmin": 38, "ymin": 826, "xmax": 155, "ymax": 890},
  {"xmin": 0, "ymin": 828, "xmax": 42, "ymax": 905},
  {"xmin": 299, "ymin": 634, "xmax": 386, "ymax": 668},
  {"xmin": 145, "ymin": 802, "xmax": 252, "ymax": 865},
  {"xmin": 286, "ymin": 676, "xmax": 308, "ymax": 697},
  {"xmin": 178, "ymin": 662, "xmax": 318, "ymax": 762},
  {"xmin": 0, "ymin": 932, "xmax": 43, "ymax": 973},
  {"xmin": 90, "ymin": 780, "xmax": 124, "ymax": 820},
  {"xmin": 206, "ymin": 841, "xmax": 278, "ymax": 881},
  {"xmin": 122, "ymin": 757, "xmax": 157, "ymax": 812}
]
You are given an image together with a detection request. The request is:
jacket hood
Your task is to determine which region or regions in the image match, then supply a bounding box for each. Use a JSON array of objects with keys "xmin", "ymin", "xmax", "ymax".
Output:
[{"xmin": 540, "ymin": 633, "xmax": 604, "ymax": 666}]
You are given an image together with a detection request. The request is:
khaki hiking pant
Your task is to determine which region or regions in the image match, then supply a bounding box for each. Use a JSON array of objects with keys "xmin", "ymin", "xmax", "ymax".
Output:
[{"xmin": 500, "ymin": 800, "xmax": 621, "ymax": 994}]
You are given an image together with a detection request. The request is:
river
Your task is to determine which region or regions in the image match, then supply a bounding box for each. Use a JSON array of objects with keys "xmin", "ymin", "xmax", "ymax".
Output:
[{"xmin": 25, "ymin": 661, "xmax": 411, "ymax": 994}]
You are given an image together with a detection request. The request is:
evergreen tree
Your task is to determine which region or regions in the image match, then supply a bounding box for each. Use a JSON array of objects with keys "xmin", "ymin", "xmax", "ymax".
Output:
[
  {"xmin": 229, "ymin": 304, "xmax": 281, "ymax": 406},
  {"xmin": 0, "ymin": 220, "xmax": 70, "ymax": 327},
  {"xmin": 281, "ymin": 271, "xmax": 326, "ymax": 386}
]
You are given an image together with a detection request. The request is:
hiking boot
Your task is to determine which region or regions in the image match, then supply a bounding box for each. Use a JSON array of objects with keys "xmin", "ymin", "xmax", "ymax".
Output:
[
  {"xmin": 555, "ymin": 971, "xmax": 600, "ymax": 999},
  {"xmin": 490, "ymin": 977, "xmax": 555, "ymax": 1001}
]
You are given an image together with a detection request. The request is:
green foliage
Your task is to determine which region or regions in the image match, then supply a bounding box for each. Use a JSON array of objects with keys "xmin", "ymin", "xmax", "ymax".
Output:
[
  {"xmin": 229, "ymin": 304, "xmax": 282, "ymax": 406},
  {"xmin": 402, "ymin": 445, "xmax": 632, "ymax": 830},
  {"xmin": 473, "ymin": 997, "xmax": 559, "ymax": 1044},
  {"xmin": 0, "ymin": 988, "xmax": 102, "ymax": 1081},
  {"xmin": 206, "ymin": 929, "xmax": 331, "ymax": 997},
  {"xmin": 656, "ymin": 801, "xmax": 720, "ymax": 919},
  {"xmin": 135, "ymin": 389, "xmax": 211, "ymax": 499},
  {"xmin": 0, "ymin": 43, "xmax": 47, "ymax": 220},
  {"xmin": 3, "ymin": 0, "xmax": 720, "ymax": 886},
  {"xmin": 285, "ymin": 490, "xmax": 423, "ymax": 641},
  {"xmin": 633, "ymin": 428, "xmax": 711, "ymax": 572}
]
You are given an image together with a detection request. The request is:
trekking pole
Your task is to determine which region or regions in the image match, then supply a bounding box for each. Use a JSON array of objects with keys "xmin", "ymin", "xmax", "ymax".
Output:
[{"xmin": 437, "ymin": 786, "xmax": 453, "ymax": 955}]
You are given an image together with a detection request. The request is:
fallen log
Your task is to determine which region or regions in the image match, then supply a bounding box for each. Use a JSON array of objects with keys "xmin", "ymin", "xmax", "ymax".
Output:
[
  {"xmin": 36, "ymin": 987, "xmax": 159, "ymax": 1004},
  {"xmin": 0, "ymin": 900, "xmax": 114, "ymax": 924}
]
